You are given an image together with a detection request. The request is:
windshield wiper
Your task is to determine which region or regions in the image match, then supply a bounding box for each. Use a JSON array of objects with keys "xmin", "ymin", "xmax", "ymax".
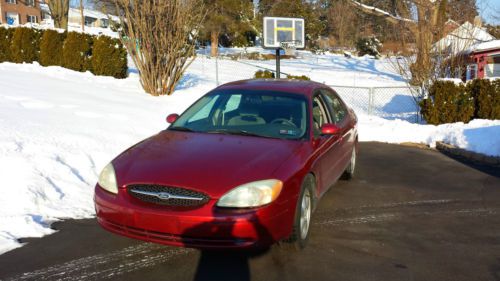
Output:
[
  {"xmin": 206, "ymin": 129, "xmax": 277, "ymax": 139},
  {"xmin": 169, "ymin": 126, "xmax": 195, "ymax": 132}
]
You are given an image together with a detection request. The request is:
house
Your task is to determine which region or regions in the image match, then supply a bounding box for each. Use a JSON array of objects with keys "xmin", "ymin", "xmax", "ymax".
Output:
[
  {"xmin": 433, "ymin": 19, "xmax": 495, "ymax": 55},
  {"xmin": 67, "ymin": 8, "xmax": 114, "ymax": 29},
  {"xmin": 433, "ymin": 18, "xmax": 498, "ymax": 81},
  {"xmin": 0, "ymin": 0, "xmax": 42, "ymax": 26},
  {"xmin": 463, "ymin": 40, "xmax": 500, "ymax": 80}
]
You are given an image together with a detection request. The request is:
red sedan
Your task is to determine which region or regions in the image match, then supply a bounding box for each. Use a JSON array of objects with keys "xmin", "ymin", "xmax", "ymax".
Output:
[{"xmin": 95, "ymin": 79, "xmax": 358, "ymax": 249}]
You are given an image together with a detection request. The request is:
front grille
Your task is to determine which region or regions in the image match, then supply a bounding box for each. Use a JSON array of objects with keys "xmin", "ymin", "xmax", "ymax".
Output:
[{"xmin": 127, "ymin": 184, "xmax": 210, "ymax": 207}]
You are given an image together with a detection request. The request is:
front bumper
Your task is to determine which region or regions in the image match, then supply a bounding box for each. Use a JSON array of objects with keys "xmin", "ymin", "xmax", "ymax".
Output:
[{"xmin": 94, "ymin": 185, "xmax": 294, "ymax": 249}]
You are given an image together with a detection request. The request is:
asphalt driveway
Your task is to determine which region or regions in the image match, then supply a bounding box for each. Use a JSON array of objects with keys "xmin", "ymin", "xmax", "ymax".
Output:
[{"xmin": 1, "ymin": 142, "xmax": 499, "ymax": 281}]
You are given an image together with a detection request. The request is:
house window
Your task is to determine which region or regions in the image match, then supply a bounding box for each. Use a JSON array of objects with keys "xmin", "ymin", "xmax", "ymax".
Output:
[
  {"xmin": 27, "ymin": 15, "xmax": 37, "ymax": 23},
  {"xmin": 6, "ymin": 0, "xmax": 17, "ymax": 4},
  {"xmin": 466, "ymin": 64, "xmax": 477, "ymax": 81},
  {"xmin": 100, "ymin": 18, "xmax": 109, "ymax": 28},
  {"xmin": 26, "ymin": 0, "xmax": 35, "ymax": 6},
  {"xmin": 6, "ymin": 12, "xmax": 19, "ymax": 25},
  {"xmin": 84, "ymin": 16, "xmax": 97, "ymax": 27}
]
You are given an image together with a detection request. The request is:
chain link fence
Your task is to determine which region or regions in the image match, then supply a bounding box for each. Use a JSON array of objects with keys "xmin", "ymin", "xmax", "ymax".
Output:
[
  {"xmin": 189, "ymin": 48, "xmax": 422, "ymax": 123},
  {"xmin": 329, "ymin": 85, "xmax": 422, "ymax": 122}
]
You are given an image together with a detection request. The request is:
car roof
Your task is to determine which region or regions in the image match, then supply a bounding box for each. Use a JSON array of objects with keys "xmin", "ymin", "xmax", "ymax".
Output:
[{"xmin": 215, "ymin": 79, "xmax": 328, "ymax": 97}]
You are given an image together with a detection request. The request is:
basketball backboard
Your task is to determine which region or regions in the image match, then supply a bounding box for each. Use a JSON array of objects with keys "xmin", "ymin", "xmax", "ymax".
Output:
[{"xmin": 263, "ymin": 17, "xmax": 305, "ymax": 49}]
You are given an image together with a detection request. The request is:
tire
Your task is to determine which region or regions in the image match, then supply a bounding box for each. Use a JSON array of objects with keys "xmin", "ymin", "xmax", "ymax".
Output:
[
  {"xmin": 342, "ymin": 147, "xmax": 356, "ymax": 180},
  {"xmin": 284, "ymin": 174, "xmax": 314, "ymax": 249}
]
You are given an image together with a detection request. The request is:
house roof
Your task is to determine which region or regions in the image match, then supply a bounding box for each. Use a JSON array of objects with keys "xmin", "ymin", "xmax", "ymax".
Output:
[
  {"xmin": 433, "ymin": 21, "xmax": 495, "ymax": 54},
  {"xmin": 467, "ymin": 40, "xmax": 500, "ymax": 54}
]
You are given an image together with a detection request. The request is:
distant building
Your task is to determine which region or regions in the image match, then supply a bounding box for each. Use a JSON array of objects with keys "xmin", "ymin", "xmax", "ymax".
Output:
[
  {"xmin": 433, "ymin": 20, "xmax": 495, "ymax": 55},
  {"xmin": 67, "ymin": 8, "xmax": 114, "ymax": 29},
  {"xmin": 0, "ymin": 0, "xmax": 42, "ymax": 26},
  {"xmin": 462, "ymin": 40, "xmax": 500, "ymax": 80}
]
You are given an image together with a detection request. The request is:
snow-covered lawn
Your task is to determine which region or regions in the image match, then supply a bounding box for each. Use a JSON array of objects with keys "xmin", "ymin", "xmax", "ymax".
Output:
[{"xmin": 0, "ymin": 53, "xmax": 499, "ymax": 254}]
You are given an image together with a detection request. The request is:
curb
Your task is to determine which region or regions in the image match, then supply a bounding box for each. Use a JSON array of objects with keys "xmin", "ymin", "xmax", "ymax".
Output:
[{"xmin": 435, "ymin": 141, "xmax": 500, "ymax": 167}]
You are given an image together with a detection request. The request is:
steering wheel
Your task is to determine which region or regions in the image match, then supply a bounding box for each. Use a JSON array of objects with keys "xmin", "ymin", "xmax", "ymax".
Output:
[{"xmin": 270, "ymin": 118, "xmax": 296, "ymax": 127}]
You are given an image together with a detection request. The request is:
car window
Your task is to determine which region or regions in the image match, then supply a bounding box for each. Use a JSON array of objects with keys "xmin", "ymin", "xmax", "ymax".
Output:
[
  {"xmin": 312, "ymin": 95, "xmax": 329, "ymax": 136},
  {"xmin": 171, "ymin": 90, "xmax": 309, "ymax": 140},
  {"xmin": 321, "ymin": 89, "xmax": 347, "ymax": 124},
  {"xmin": 187, "ymin": 95, "xmax": 219, "ymax": 122}
]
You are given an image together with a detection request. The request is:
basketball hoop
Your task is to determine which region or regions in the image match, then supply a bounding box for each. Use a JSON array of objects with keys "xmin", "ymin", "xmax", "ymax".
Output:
[
  {"xmin": 279, "ymin": 40, "xmax": 299, "ymax": 50},
  {"xmin": 262, "ymin": 17, "xmax": 305, "ymax": 78}
]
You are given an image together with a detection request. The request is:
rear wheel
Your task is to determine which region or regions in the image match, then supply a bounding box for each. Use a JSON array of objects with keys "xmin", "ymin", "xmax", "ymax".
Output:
[
  {"xmin": 284, "ymin": 174, "xmax": 314, "ymax": 249},
  {"xmin": 342, "ymin": 148, "xmax": 356, "ymax": 180}
]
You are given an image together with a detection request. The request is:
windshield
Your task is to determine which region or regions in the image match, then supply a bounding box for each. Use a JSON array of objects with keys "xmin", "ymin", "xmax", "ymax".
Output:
[{"xmin": 170, "ymin": 90, "xmax": 309, "ymax": 140}]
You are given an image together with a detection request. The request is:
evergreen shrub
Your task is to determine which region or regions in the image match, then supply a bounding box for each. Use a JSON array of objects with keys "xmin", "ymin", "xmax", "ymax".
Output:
[
  {"xmin": 91, "ymin": 35, "xmax": 128, "ymax": 78},
  {"xmin": 10, "ymin": 27, "xmax": 41, "ymax": 63},
  {"xmin": 39, "ymin": 29, "xmax": 66, "ymax": 66},
  {"xmin": 62, "ymin": 32, "xmax": 93, "ymax": 72}
]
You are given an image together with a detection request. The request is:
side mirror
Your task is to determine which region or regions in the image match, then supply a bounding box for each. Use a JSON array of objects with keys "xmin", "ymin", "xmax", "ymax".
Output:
[
  {"xmin": 320, "ymin": 123, "xmax": 340, "ymax": 135},
  {"xmin": 166, "ymin": 113, "xmax": 179, "ymax": 124}
]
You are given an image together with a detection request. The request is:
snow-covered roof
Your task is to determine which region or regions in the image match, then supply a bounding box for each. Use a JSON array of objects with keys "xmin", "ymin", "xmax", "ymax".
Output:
[
  {"xmin": 433, "ymin": 21, "xmax": 495, "ymax": 54},
  {"xmin": 468, "ymin": 40, "xmax": 500, "ymax": 53},
  {"xmin": 68, "ymin": 8, "xmax": 119, "ymax": 22}
]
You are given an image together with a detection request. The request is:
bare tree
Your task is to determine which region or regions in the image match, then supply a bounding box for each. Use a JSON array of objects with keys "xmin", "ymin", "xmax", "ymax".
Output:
[
  {"xmin": 113, "ymin": 0, "xmax": 205, "ymax": 96},
  {"xmin": 349, "ymin": 0, "xmax": 451, "ymax": 89},
  {"xmin": 48, "ymin": 0, "xmax": 70, "ymax": 29}
]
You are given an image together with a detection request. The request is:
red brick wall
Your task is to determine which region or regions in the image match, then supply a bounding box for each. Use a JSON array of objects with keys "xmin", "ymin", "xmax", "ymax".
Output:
[{"xmin": 0, "ymin": 0, "xmax": 42, "ymax": 25}]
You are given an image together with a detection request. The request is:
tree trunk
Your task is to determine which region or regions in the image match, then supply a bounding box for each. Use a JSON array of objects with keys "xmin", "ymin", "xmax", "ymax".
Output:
[
  {"xmin": 48, "ymin": 0, "xmax": 69, "ymax": 30},
  {"xmin": 80, "ymin": 0, "xmax": 85, "ymax": 32},
  {"xmin": 211, "ymin": 31, "xmax": 219, "ymax": 57}
]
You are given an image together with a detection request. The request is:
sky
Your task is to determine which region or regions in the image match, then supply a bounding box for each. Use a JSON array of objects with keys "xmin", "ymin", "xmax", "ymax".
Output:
[{"xmin": 478, "ymin": 0, "xmax": 500, "ymax": 24}]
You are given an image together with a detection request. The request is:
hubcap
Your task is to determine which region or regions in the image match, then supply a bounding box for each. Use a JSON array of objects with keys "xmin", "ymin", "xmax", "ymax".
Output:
[
  {"xmin": 300, "ymin": 189, "xmax": 311, "ymax": 240},
  {"xmin": 350, "ymin": 149, "xmax": 356, "ymax": 173}
]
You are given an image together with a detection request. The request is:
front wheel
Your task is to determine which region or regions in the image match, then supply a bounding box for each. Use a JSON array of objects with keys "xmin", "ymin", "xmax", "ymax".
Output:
[
  {"xmin": 342, "ymin": 148, "xmax": 356, "ymax": 180},
  {"xmin": 284, "ymin": 175, "xmax": 314, "ymax": 249}
]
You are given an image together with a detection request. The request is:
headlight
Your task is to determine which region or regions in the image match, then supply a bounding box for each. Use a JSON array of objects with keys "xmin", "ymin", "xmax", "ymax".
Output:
[
  {"xmin": 216, "ymin": 179, "xmax": 283, "ymax": 208},
  {"xmin": 98, "ymin": 163, "xmax": 118, "ymax": 194}
]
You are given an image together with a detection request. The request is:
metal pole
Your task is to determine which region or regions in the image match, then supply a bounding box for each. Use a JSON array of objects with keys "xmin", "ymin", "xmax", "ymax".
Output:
[
  {"xmin": 215, "ymin": 55, "xmax": 219, "ymax": 86},
  {"xmin": 276, "ymin": 48, "xmax": 281, "ymax": 79}
]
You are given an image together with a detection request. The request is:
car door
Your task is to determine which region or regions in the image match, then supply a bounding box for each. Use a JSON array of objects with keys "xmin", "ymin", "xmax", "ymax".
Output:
[
  {"xmin": 311, "ymin": 92, "xmax": 343, "ymax": 196},
  {"xmin": 320, "ymin": 88, "xmax": 353, "ymax": 181}
]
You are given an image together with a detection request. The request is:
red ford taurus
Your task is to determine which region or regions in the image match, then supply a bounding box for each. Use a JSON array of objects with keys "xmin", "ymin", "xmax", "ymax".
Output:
[{"xmin": 95, "ymin": 79, "xmax": 358, "ymax": 249}]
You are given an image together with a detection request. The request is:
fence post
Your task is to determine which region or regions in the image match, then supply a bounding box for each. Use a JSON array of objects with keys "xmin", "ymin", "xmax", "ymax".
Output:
[
  {"xmin": 368, "ymin": 87, "xmax": 374, "ymax": 115},
  {"xmin": 215, "ymin": 55, "xmax": 220, "ymax": 86}
]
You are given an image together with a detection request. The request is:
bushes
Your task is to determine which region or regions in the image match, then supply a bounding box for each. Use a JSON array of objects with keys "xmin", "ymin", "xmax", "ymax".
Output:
[
  {"xmin": 40, "ymin": 30, "xmax": 66, "ymax": 66},
  {"xmin": 466, "ymin": 79, "xmax": 500, "ymax": 120},
  {"xmin": 254, "ymin": 70, "xmax": 275, "ymax": 79},
  {"xmin": 92, "ymin": 36, "xmax": 128, "ymax": 78},
  {"xmin": 62, "ymin": 32, "xmax": 93, "ymax": 72},
  {"xmin": 287, "ymin": 74, "xmax": 310, "ymax": 80},
  {"xmin": 420, "ymin": 79, "xmax": 499, "ymax": 125},
  {"xmin": 10, "ymin": 27, "xmax": 41, "ymax": 63},
  {"xmin": 356, "ymin": 36, "xmax": 382, "ymax": 58},
  {"xmin": 254, "ymin": 70, "xmax": 311, "ymax": 81},
  {"xmin": 0, "ymin": 27, "xmax": 14, "ymax": 62},
  {"xmin": 0, "ymin": 27, "xmax": 128, "ymax": 78}
]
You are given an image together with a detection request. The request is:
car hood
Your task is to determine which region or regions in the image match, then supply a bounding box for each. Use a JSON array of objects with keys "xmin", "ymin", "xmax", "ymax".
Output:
[{"xmin": 113, "ymin": 130, "xmax": 305, "ymax": 198}]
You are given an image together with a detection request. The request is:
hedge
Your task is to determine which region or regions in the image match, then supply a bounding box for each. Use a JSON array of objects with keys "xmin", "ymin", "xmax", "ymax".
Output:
[
  {"xmin": 0, "ymin": 27, "xmax": 128, "ymax": 79},
  {"xmin": 62, "ymin": 32, "xmax": 93, "ymax": 72},
  {"xmin": 10, "ymin": 27, "xmax": 41, "ymax": 63},
  {"xmin": 0, "ymin": 27, "xmax": 14, "ymax": 62},
  {"xmin": 420, "ymin": 79, "xmax": 499, "ymax": 125},
  {"xmin": 40, "ymin": 29, "xmax": 66, "ymax": 67},
  {"xmin": 92, "ymin": 36, "xmax": 128, "ymax": 78}
]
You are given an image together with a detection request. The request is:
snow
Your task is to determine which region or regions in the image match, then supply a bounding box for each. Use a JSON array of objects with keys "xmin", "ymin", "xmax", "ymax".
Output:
[
  {"xmin": 359, "ymin": 115, "xmax": 500, "ymax": 156},
  {"xmin": 468, "ymin": 39, "xmax": 500, "ymax": 53},
  {"xmin": 0, "ymin": 50, "xmax": 499, "ymax": 255}
]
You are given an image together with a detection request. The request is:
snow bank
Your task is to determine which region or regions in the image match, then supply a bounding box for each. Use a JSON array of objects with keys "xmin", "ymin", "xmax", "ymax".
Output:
[{"xmin": 358, "ymin": 115, "xmax": 500, "ymax": 156}]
